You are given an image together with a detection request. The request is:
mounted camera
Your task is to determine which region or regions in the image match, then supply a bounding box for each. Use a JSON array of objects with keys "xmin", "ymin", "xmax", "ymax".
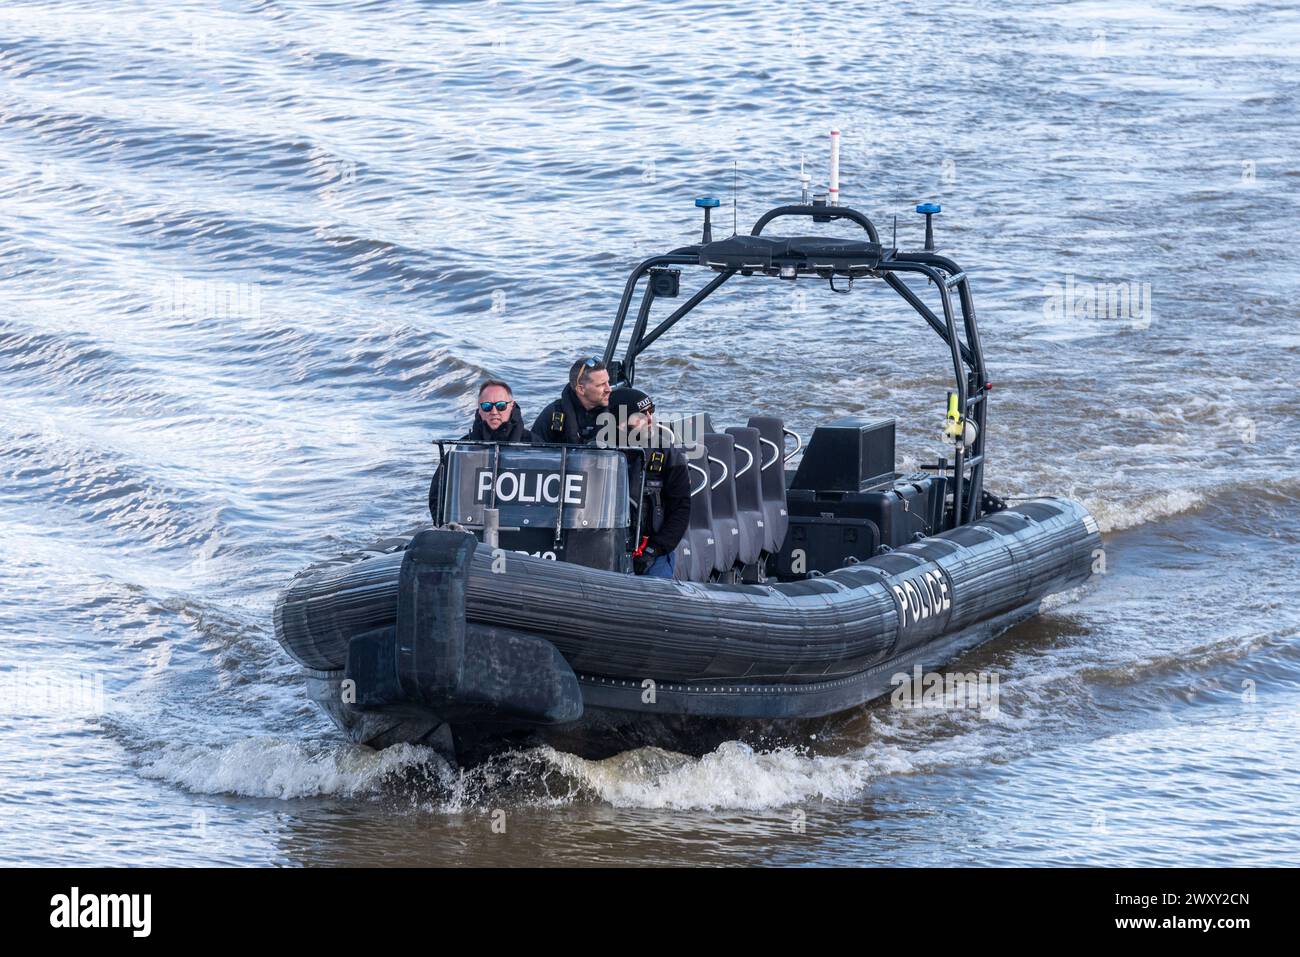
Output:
[{"xmin": 649, "ymin": 267, "xmax": 680, "ymax": 298}]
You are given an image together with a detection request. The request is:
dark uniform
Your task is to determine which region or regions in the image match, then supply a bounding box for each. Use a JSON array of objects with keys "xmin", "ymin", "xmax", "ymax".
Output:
[
  {"xmin": 429, "ymin": 404, "xmax": 533, "ymax": 523},
  {"xmin": 626, "ymin": 446, "xmax": 692, "ymax": 577},
  {"xmin": 531, "ymin": 384, "xmax": 606, "ymax": 445},
  {"xmin": 604, "ymin": 386, "xmax": 691, "ymax": 578}
]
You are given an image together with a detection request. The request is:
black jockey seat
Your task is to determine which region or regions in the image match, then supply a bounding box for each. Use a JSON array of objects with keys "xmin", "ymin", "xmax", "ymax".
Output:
[
  {"xmin": 725, "ymin": 426, "xmax": 765, "ymax": 568},
  {"xmin": 747, "ymin": 415, "xmax": 790, "ymax": 555},
  {"xmin": 673, "ymin": 442, "xmax": 717, "ymax": 583},
  {"xmin": 658, "ymin": 415, "xmax": 717, "ymax": 583},
  {"xmin": 703, "ymin": 432, "xmax": 741, "ymax": 574}
]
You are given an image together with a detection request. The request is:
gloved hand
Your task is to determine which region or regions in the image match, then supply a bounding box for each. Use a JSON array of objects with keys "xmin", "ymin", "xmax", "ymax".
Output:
[{"xmin": 633, "ymin": 543, "xmax": 660, "ymax": 575}]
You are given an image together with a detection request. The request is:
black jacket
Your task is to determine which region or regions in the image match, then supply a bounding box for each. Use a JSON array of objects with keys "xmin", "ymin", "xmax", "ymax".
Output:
[
  {"xmin": 531, "ymin": 385, "xmax": 605, "ymax": 445},
  {"xmin": 626, "ymin": 446, "xmax": 691, "ymax": 555},
  {"xmin": 428, "ymin": 405, "xmax": 533, "ymax": 522}
]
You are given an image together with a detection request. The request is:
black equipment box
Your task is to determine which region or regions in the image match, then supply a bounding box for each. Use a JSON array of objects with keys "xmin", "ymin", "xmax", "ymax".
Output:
[
  {"xmin": 786, "ymin": 476, "xmax": 947, "ymax": 552},
  {"xmin": 768, "ymin": 515, "xmax": 881, "ymax": 577},
  {"xmin": 790, "ymin": 418, "xmax": 896, "ymax": 492}
]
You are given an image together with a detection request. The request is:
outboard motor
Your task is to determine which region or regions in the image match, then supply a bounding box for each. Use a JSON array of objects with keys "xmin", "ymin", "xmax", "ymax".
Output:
[{"xmin": 437, "ymin": 444, "xmax": 631, "ymax": 571}]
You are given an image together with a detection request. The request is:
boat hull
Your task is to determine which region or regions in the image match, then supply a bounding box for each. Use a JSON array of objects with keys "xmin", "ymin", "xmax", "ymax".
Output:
[{"xmin": 274, "ymin": 498, "xmax": 1099, "ymax": 760}]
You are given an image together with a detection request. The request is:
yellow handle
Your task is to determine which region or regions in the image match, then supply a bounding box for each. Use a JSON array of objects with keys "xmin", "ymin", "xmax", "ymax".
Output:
[{"xmin": 944, "ymin": 392, "xmax": 963, "ymax": 438}]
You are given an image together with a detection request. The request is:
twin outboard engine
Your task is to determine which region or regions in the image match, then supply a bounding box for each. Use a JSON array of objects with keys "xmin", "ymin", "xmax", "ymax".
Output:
[{"xmin": 436, "ymin": 444, "xmax": 631, "ymax": 571}]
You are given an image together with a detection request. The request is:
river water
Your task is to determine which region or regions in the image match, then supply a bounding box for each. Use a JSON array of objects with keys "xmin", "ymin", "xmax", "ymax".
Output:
[{"xmin": 1, "ymin": 0, "xmax": 1297, "ymax": 866}]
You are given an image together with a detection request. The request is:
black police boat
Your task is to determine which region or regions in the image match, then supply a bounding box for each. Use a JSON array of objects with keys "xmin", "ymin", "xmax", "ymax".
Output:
[{"xmin": 274, "ymin": 179, "xmax": 1100, "ymax": 763}]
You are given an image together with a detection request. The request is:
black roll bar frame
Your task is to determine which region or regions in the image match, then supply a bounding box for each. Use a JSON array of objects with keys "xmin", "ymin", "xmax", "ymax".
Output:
[{"xmin": 600, "ymin": 204, "xmax": 989, "ymax": 528}]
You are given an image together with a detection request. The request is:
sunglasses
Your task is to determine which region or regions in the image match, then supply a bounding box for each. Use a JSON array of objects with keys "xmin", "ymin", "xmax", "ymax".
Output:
[
  {"xmin": 583, "ymin": 356, "xmax": 601, "ymax": 367},
  {"xmin": 479, "ymin": 400, "xmax": 512, "ymax": 412}
]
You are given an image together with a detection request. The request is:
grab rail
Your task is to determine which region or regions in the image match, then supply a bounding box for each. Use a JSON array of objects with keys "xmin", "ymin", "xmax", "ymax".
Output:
[
  {"xmin": 708, "ymin": 454, "xmax": 729, "ymax": 490},
  {"xmin": 733, "ymin": 442, "xmax": 754, "ymax": 478},
  {"xmin": 781, "ymin": 427, "xmax": 802, "ymax": 464},
  {"xmin": 750, "ymin": 204, "xmax": 881, "ymax": 244},
  {"xmin": 758, "ymin": 436, "xmax": 781, "ymax": 471},
  {"xmin": 687, "ymin": 462, "xmax": 709, "ymax": 497}
]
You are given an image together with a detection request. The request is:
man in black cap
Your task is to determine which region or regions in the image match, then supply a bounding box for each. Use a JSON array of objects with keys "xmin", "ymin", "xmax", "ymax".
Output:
[
  {"xmin": 531, "ymin": 356, "xmax": 611, "ymax": 445},
  {"xmin": 429, "ymin": 379, "xmax": 532, "ymax": 522},
  {"xmin": 600, "ymin": 385, "xmax": 691, "ymax": 578}
]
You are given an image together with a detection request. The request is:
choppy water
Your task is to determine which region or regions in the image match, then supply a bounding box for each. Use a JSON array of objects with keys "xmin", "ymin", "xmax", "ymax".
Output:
[{"xmin": 1, "ymin": 0, "xmax": 1298, "ymax": 866}]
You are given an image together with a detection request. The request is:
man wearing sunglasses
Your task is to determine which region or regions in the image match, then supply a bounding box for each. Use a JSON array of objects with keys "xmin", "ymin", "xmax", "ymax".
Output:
[
  {"xmin": 601, "ymin": 386, "xmax": 691, "ymax": 579},
  {"xmin": 531, "ymin": 356, "xmax": 611, "ymax": 445},
  {"xmin": 467, "ymin": 380, "xmax": 531, "ymax": 444},
  {"xmin": 429, "ymin": 379, "xmax": 532, "ymax": 521}
]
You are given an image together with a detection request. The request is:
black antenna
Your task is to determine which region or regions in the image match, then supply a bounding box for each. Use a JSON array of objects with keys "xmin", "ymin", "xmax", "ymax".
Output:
[{"xmin": 732, "ymin": 161, "xmax": 738, "ymax": 235}]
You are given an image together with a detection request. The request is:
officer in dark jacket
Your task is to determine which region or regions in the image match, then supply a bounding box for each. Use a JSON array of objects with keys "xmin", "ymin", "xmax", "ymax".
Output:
[
  {"xmin": 531, "ymin": 356, "xmax": 611, "ymax": 444},
  {"xmin": 602, "ymin": 386, "xmax": 690, "ymax": 578},
  {"xmin": 429, "ymin": 379, "xmax": 533, "ymax": 523}
]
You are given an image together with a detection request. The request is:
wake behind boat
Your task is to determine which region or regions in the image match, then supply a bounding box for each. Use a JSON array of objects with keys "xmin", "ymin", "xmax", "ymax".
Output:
[{"xmin": 274, "ymin": 136, "xmax": 1100, "ymax": 762}]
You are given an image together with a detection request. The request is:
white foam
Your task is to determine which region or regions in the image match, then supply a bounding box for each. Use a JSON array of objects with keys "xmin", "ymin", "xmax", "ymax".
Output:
[
  {"xmin": 137, "ymin": 737, "xmax": 446, "ymax": 800},
  {"xmin": 1040, "ymin": 583, "xmax": 1092, "ymax": 612},
  {"xmin": 541, "ymin": 740, "xmax": 919, "ymax": 811},
  {"xmin": 1083, "ymin": 487, "xmax": 1205, "ymax": 533}
]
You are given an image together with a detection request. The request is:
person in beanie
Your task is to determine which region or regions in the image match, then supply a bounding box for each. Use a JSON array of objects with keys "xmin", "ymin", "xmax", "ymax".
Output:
[{"xmin": 600, "ymin": 385, "xmax": 691, "ymax": 578}]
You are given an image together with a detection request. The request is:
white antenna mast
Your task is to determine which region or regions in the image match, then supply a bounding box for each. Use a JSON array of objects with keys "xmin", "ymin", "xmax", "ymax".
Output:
[
  {"xmin": 829, "ymin": 128, "xmax": 841, "ymax": 206},
  {"xmin": 799, "ymin": 154, "xmax": 810, "ymax": 204}
]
